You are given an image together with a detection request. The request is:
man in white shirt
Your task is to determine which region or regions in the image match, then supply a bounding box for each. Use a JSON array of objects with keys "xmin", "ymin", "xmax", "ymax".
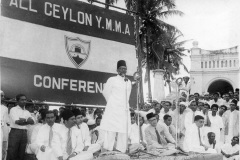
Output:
[
  {"xmin": 205, "ymin": 132, "xmax": 221, "ymax": 153},
  {"xmin": 209, "ymin": 92, "xmax": 224, "ymax": 107},
  {"xmin": 36, "ymin": 110, "xmax": 62, "ymax": 160},
  {"xmin": 224, "ymin": 100, "xmax": 239, "ymax": 144},
  {"xmin": 172, "ymin": 102, "xmax": 189, "ymax": 150},
  {"xmin": 223, "ymin": 93, "xmax": 232, "ymax": 109},
  {"xmin": 183, "ymin": 115, "xmax": 216, "ymax": 153},
  {"xmin": 1, "ymin": 90, "xmax": 9, "ymax": 160},
  {"xmin": 221, "ymin": 136, "xmax": 239, "ymax": 160},
  {"xmin": 162, "ymin": 115, "xmax": 176, "ymax": 141},
  {"xmin": 129, "ymin": 116, "xmax": 147, "ymax": 149},
  {"xmin": 145, "ymin": 112, "xmax": 176, "ymax": 151},
  {"xmin": 159, "ymin": 101, "xmax": 174, "ymax": 123},
  {"xmin": 7, "ymin": 94, "xmax": 35, "ymax": 160},
  {"xmin": 26, "ymin": 109, "xmax": 46, "ymax": 155},
  {"xmin": 53, "ymin": 110, "xmax": 93, "ymax": 160},
  {"xmin": 184, "ymin": 101, "xmax": 204, "ymax": 129},
  {"xmin": 72, "ymin": 109, "xmax": 91, "ymax": 151}
]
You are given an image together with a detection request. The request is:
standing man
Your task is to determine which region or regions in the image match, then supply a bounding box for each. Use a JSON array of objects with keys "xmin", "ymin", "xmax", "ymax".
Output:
[
  {"xmin": 100, "ymin": 60, "xmax": 132, "ymax": 153},
  {"xmin": 7, "ymin": 94, "xmax": 35, "ymax": 160}
]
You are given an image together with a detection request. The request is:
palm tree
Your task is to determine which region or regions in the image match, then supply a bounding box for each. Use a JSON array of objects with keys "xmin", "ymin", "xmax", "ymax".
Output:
[{"xmin": 125, "ymin": 0, "xmax": 184, "ymax": 102}]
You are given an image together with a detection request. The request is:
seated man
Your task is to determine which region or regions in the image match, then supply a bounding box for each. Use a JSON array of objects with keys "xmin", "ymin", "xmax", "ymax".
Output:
[
  {"xmin": 53, "ymin": 110, "xmax": 93, "ymax": 160},
  {"xmin": 221, "ymin": 136, "xmax": 239, "ymax": 160},
  {"xmin": 205, "ymin": 132, "xmax": 221, "ymax": 153},
  {"xmin": 72, "ymin": 109, "xmax": 91, "ymax": 151},
  {"xmin": 183, "ymin": 115, "xmax": 217, "ymax": 153},
  {"xmin": 145, "ymin": 112, "xmax": 175, "ymax": 151},
  {"xmin": 26, "ymin": 109, "xmax": 47, "ymax": 155},
  {"xmin": 162, "ymin": 114, "xmax": 176, "ymax": 141},
  {"xmin": 129, "ymin": 116, "xmax": 148, "ymax": 153},
  {"xmin": 36, "ymin": 110, "xmax": 62, "ymax": 160}
]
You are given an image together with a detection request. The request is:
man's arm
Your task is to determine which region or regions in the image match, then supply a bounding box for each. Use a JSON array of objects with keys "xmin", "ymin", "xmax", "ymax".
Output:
[
  {"xmin": 162, "ymin": 124, "xmax": 175, "ymax": 144},
  {"xmin": 102, "ymin": 78, "xmax": 113, "ymax": 101}
]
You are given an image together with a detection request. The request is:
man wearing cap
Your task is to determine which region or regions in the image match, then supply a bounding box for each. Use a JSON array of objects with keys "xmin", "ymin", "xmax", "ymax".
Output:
[
  {"xmin": 145, "ymin": 112, "xmax": 176, "ymax": 151},
  {"xmin": 52, "ymin": 110, "xmax": 93, "ymax": 160},
  {"xmin": 100, "ymin": 60, "xmax": 132, "ymax": 153},
  {"xmin": 183, "ymin": 115, "xmax": 217, "ymax": 153},
  {"xmin": 224, "ymin": 99, "xmax": 239, "ymax": 144},
  {"xmin": 172, "ymin": 102, "xmax": 189, "ymax": 149}
]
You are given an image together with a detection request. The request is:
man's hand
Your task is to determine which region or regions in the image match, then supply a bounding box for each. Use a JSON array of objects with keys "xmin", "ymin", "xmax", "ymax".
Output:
[
  {"xmin": 83, "ymin": 146, "xmax": 89, "ymax": 151},
  {"xmin": 140, "ymin": 142, "xmax": 147, "ymax": 147},
  {"xmin": 225, "ymin": 154, "xmax": 231, "ymax": 158},
  {"xmin": 40, "ymin": 145, "xmax": 46, "ymax": 152},
  {"xmin": 203, "ymin": 145, "xmax": 208, "ymax": 151},
  {"xmin": 27, "ymin": 117, "xmax": 34, "ymax": 125}
]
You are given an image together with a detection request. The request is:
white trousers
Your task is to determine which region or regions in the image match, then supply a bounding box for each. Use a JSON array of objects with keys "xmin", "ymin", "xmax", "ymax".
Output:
[{"xmin": 102, "ymin": 130, "xmax": 127, "ymax": 153}]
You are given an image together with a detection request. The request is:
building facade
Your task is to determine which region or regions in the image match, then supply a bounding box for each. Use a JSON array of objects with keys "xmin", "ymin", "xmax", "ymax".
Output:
[{"xmin": 190, "ymin": 41, "xmax": 240, "ymax": 95}]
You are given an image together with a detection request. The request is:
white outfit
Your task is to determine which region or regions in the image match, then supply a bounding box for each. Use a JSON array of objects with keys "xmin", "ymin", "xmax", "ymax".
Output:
[
  {"xmin": 223, "ymin": 100, "xmax": 232, "ymax": 109},
  {"xmin": 36, "ymin": 123, "xmax": 62, "ymax": 160},
  {"xmin": 158, "ymin": 109, "xmax": 174, "ymax": 123},
  {"xmin": 1, "ymin": 104, "xmax": 9, "ymax": 142},
  {"xmin": 100, "ymin": 75, "xmax": 132, "ymax": 153},
  {"xmin": 209, "ymin": 99, "xmax": 224, "ymax": 107},
  {"xmin": 129, "ymin": 123, "xmax": 148, "ymax": 144},
  {"xmin": 86, "ymin": 112, "xmax": 95, "ymax": 125},
  {"xmin": 184, "ymin": 110, "xmax": 204, "ymax": 129},
  {"xmin": 221, "ymin": 143, "xmax": 240, "ymax": 160},
  {"xmin": 75, "ymin": 123, "xmax": 91, "ymax": 148},
  {"xmin": 205, "ymin": 140, "xmax": 221, "ymax": 153},
  {"xmin": 9, "ymin": 105, "xmax": 33, "ymax": 129},
  {"xmin": 52, "ymin": 125, "xmax": 93, "ymax": 160},
  {"xmin": 183, "ymin": 123, "xmax": 216, "ymax": 153},
  {"xmin": 26, "ymin": 123, "xmax": 43, "ymax": 154},
  {"xmin": 208, "ymin": 114, "xmax": 223, "ymax": 143}
]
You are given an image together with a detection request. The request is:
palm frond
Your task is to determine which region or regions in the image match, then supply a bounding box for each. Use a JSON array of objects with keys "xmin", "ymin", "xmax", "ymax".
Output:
[{"xmin": 157, "ymin": 10, "xmax": 184, "ymax": 19}]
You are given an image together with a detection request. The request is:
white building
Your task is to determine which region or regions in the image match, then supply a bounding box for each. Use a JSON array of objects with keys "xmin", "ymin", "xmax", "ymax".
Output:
[{"xmin": 190, "ymin": 41, "xmax": 240, "ymax": 95}]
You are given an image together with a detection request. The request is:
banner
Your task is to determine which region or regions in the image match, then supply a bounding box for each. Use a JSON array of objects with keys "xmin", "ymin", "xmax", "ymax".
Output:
[{"xmin": 0, "ymin": 0, "xmax": 137, "ymax": 106}]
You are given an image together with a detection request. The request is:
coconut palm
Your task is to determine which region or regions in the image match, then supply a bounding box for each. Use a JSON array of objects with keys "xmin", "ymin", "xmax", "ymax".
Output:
[{"xmin": 125, "ymin": 0, "xmax": 184, "ymax": 101}]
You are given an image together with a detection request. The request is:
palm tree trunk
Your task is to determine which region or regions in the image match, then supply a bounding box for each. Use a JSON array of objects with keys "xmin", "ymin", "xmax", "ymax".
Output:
[{"xmin": 146, "ymin": 35, "xmax": 152, "ymax": 103}]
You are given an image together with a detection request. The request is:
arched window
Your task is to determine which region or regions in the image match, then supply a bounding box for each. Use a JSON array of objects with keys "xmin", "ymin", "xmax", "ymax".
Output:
[
  {"xmin": 209, "ymin": 61, "xmax": 211, "ymax": 68},
  {"xmin": 205, "ymin": 62, "xmax": 207, "ymax": 68},
  {"xmin": 213, "ymin": 61, "xmax": 215, "ymax": 68},
  {"xmin": 230, "ymin": 60, "xmax": 232, "ymax": 67},
  {"xmin": 225, "ymin": 60, "xmax": 227, "ymax": 67},
  {"xmin": 217, "ymin": 61, "xmax": 219, "ymax": 68},
  {"xmin": 201, "ymin": 62, "xmax": 203, "ymax": 68},
  {"xmin": 221, "ymin": 61, "xmax": 223, "ymax": 67}
]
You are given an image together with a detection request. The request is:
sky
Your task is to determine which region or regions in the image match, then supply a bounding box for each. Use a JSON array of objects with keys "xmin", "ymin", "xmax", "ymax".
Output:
[
  {"xmin": 80, "ymin": 0, "xmax": 240, "ymax": 71},
  {"xmin": 79, "ymin": 0, "xmax": 240, "ymax": 99}
]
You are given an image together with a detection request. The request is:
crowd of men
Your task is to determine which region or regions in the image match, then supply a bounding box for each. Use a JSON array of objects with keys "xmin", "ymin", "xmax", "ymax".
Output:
[{"xmin": 1, "ymin": 88, "xmax": 239, "ymax": 160}]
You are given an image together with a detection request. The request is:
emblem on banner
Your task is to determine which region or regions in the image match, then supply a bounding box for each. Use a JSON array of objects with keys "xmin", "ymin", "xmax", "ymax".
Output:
[{"xmin": 65, "ymin": 36, "xmax": 91, "ymax": 69}]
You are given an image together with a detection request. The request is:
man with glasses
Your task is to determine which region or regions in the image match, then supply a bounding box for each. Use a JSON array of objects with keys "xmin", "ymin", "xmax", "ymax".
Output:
[
  {"xmin": 7, "ymin": 94, "xmax": 35, "ymax": 160},
  {"xmin": 100, "ymin": 60, "xmax": 132, "ymax": 153},
  {"xmin": 145, "ymin": 112, "xmax": 175, "ymax": 151}
]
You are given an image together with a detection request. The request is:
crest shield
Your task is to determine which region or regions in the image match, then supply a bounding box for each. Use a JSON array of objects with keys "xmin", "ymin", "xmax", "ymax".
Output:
[{"xmin": 65, "ymin": 36, "xmax": 91, "ymax": 68}]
